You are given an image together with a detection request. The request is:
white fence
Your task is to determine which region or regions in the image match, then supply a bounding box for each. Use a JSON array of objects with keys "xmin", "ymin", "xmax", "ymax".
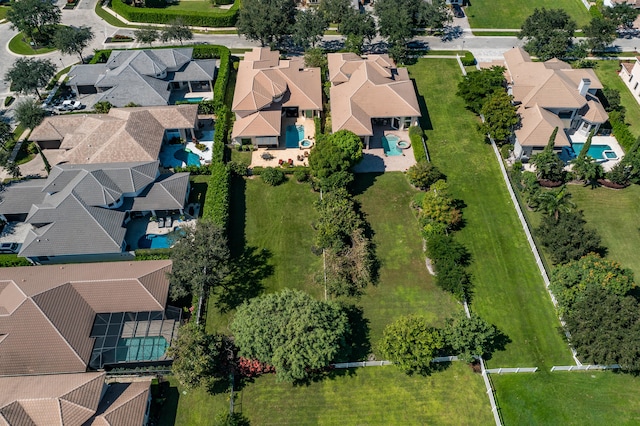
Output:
[
  {"xmin": 332, "ymin": 361, "xmax": 392, "ymax": 368},
  {"xmin": 480, "ymin": 358, "xmax": 502, "ymax": 426},
  {"xmin": 485, "ymin": 367, "xmax": 538, "ymax": 374},
  {"xmin": 580, "ymin": 0, "xmax": 591, "ymax": 10},
  {"xmin": 551, "ymin": 364, "xmax": 620, "ymax": 372}
]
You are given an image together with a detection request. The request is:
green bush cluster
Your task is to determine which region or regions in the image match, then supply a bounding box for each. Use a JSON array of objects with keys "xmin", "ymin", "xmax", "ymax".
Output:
[
  {"xmin": 314, "ymin": 116, "xmax": 322, "ymax": 136},
  {"xmin": 0, "ymin": 254, "xmax": 32, "ymax": 267},
  {"xmin": 202, "ymin": 162, "xmax": 230, "ymax": 230},
  {"xmin": 460, "ymin": 52, "xmax": 476, "ymax": 66},
  {"xmin": 408, "ymin": 125, "xmax": 427, "ymax": 161},
  {"xmin": 4, "ymin": 96, "xmax": 15, "ymax": 107},
  {"xmin": 261, "ymin": 167, "xmax": 286, "ymax": 186},
  {"xmin": 609, "ymin": 110, "xmax": 635, "ymax": 151},
  {"xmin": 134, "ymin": 248, "xmax": 172, "ymax": 260},
  {"xmin": 174, "ymin": 164, "xmax": 212, "ymax": 175},
  {"xmin": 589, "ymin": 5, "xmax": 603, "ymax": 19},
  {"xmin": 111, "ymin": 0, "xmax": 239, "ymax": 27},
  {"xmin": 251, "ymin": 166, "xmax": 311, "ymax": 175},
  {"xmin": 90, "ymin": 50, "xmax": 112, "ymax": 64}
]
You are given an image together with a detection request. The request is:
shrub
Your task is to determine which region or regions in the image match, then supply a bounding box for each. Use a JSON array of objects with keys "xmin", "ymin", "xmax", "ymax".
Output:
[
  {"xmin": 500, "ymin": 144, "xmax": 512, "ymax": 159},
  {"xmin": 227, "ymin": 160, "xmax": 248, "ymax": 176},
  {"xmin": 251, "ymin": 166, "xmax": 310, "ymax": 176},
  {"xmin": 4, "ymin": 96, "xmax": 15, "ymax": 107},
  {"xmin": 609, "ymin": 110, "xmax": 635, "ymax": 151},
  {"xmin": 111, "ymin": 0, "xmax": 239, "ymax": 27},
  {"xmin": 174, "ymin": 164, "xmax": 211, "ymax": 175},
  {"xmin": 460, "ymin": 51, "xmax": 476, "ymax": 66},
  {"xmin": 405, "ymin": 161, "xmax": 445, "ymax": 190},
  {"xmin": 409, "ymin": 125, "xmax": 427, "ymax": 161},
  {"xmin": 0, "ymin": 254, "xmax": 32, "ymax": 267},
  {"xmin": 293, "ymin": 168, "xmax": 309, "ymax": 182},
  {"xmin": 93, "ymin": 101, "xmax": 112, "ymax": 114},
  {"xmin": 135, "ymin": 248, "xmax": 172, "ymax": 260},
  {"xmin": 606, "ymin": 161, "xmax": 630, "ymax": 185},
  {"xmin": 261, "ymin": 167, "xmax": 286, "ymax": 186},
  {"xmin": 202, "ymin": 163, "xmax": 230, "ymax": 231}
]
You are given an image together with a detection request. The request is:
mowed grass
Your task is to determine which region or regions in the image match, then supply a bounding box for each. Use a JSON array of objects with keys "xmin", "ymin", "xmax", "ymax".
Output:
[
  {"xmin": 492, "ymin": 371, "xmax": 640, "ymax": 425},
  {"xmin": 352, "ymin": 173, "xmax": 460, "ymax": 343},
  {"xmin": 408, "ymin": 58, "xmax": 573, "ymax": 367},
  {"xmin": 165, "ymin": 0, "xmax": 237, "ymax": 13},
  {"xmin": 465, "ymin": 0, "xmax": 591, "ymax": 29},
  {"xmin": 567, "ymin": 185, "xmax": 640, "ymax": 277},
  {"xmin": 594, "ymin": 60, "xmax": 640, "ymax": 138}
]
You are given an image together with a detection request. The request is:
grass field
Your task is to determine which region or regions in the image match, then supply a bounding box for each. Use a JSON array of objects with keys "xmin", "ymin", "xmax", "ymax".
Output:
[
  {"xmin": 465, "ymin": 0, "xmax": 591, "ymax": 29},
  {"xmin": 8, "ymin": 33, "xmax": 57, "ymax": 55},
  {"xmin": 165, "ymin": 0, "xmax": 237, "ymax": 13},
  {"xmin": 493, "ymin": 371, "xmax": 640, "ymax": 425},
  {"xmin": 593, "ymin": 60, "xmax": 640, "ymax": 138},
  {"xmin": 408, "ymin": 58, "xmax": 573, "ymax": 368},
  {"xmin": 163, "ymin": 363, "xmax": 493, "ymax": 425},
  {"xmin": 0, "ymin": 5, "xmax": 9, "ymax": 21}
]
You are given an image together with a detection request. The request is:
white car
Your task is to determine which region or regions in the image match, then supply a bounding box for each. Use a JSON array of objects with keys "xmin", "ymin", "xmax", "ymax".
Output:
[{"xmin": 57, "ymin": 100, "xmax": 82, "ymax": 111}]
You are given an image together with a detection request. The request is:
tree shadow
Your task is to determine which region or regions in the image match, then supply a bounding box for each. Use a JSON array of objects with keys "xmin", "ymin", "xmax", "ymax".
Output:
[
  {"xmin": 228, "ymin": 176, "xmax": 247, "ymax": 257},
  {"xmin": 216, "ymin": 246, "xmax": 273, "ymax": 313},
  {"xmin": 482, "ymin": 327, "xmax": 512, "ymax": 362},
  {"xmin": 319, "ymin": 39, "xmax": 345, "ymax": 52},
  {"xmin": 337, "ymin": 304, "xmax": 372, "ymax": 362},
  {"xmin": 413, "ymin": 80, "xmax": 433, "ymax": 132},
  {"xmin": 350, "ymin": 172, "xmax": 383, "ymax": 196},
  {"xmin": 150, "ymin": 380, "xmax": 179, "ymax": 426}
]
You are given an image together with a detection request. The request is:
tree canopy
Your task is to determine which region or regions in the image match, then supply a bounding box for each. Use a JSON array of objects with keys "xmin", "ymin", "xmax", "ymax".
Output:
[
  {"xmin": 532, "ymin": 185, "xmax": 575, "ymax": 222},
  {"xmin": 536, "ymin": 210, "xmax": 604, "ymax": 265},
  {"xmin": 169, "ymin": 220, "xmax": 230, "ymax": 301},
  {"xmin": 230, "ymin": 289, "xmax": 350, "ymax": 382},
  {"xmin": 603, "ymin": 3, "xmax": 640, "ymax": 29},
  {"xmin": 54, "ymin": 26, "xmax": 94, "ymax": 64},
  {"xmin": 5, "ymin": 57, "xmax": 56, "ymax": 100},
  {"xmin": 133, "ymin": 28, "xmax": 159, "ymax": 47},
  {"xmin": 0, "ymin": 122, "xmax": 12, "ymax": 150},
  {"xmin": 14, "ymin": 99, "xmax": 45, "ymax": 130},
  {"xmin": 519, "ymin": 8, "xmax": 577, "ymax": 61},
  {"xmin": 583, "ymin": 16, "xmax": 617, "ymax": 53},
  {"xmin": 309, "ymin": 131, "xmax": 362, "ymax": 190},
  {"xmin": 378, "ymin": 315, "xmax": 445, "ymax": 375},
  {"xmin": 456, "ymin": 66, "xmax": 506, "ymax": 114},
  {"xmin": 419, "ymin": 179, "xmax": 462, "ymax": 231},
  {"xmin": 550, "ymin": 253, "xmax": 635, "ymax": 314},
  {"xmin": 292, "ymin": 8, "xmax": 327, "ymax": 49},
  {"xmin": 160, "ymin": 19, "xmax": 193, "ymax": 45},
  {"xmin": 478, "ymin": 90, "xmax": 519, "ymax": 145},
  {"xmin": 319, "ymin": 0, "xmax": 353, "ymax": 25},
  {"xmin": 7, "ymin": 0, "xmax": 61, "ymax": 45},
  {"xmin": 166, "ymin": 322, "xmax": 233, "ymax": 390},
  {"xmin": 339, "ymin": 10, "xmax": 376, "ymax": 54},
  {"xmin": 375, "ymin": 0, "xmax": 421, "ymax": 45},
  {"xmin": 405, "ymin": 161, "xmax": 445, "ymax": 190},
  {"xmin": 530, "ymin": 148, "xmax": 566, "ymax": 182},
  {"xmin": 237, "ymin": 0, "xmax": 296, "ymax": 46},
  {"xmin": 443, "ymin": 312, "xmax": 502, "ymax": 363}
]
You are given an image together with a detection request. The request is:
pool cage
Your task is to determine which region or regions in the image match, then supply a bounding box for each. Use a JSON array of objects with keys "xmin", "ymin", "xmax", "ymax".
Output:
[{"xmin": 89, "ymin": 307, "xmax": 181, "ymax": 370}]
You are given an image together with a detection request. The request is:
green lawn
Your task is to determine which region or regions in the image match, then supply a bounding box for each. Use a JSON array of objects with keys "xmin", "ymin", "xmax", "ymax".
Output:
[
  {"xmin": 8, "ymin": 33, "xmax": 57, "ymax": 55},
  {"xmin": 165, "ymin": 363, "xmax": 493, "ymax": 425},
  {"xmin": 465, "ymin": 0, "xmax": 591, "ymax": 29},
  {"xmin": 0, "ymin": 5, "xmax": 9, "ymax": 21},
  {"xmin": 165, "ymin": 0, "xmax": 237, "ymax": 13},
  {"xmin": 408, "ymin": 58, "xmax": 573, "ymax": 367},
  {"xmin": 493, "ymin": 371, "xmax": 640, "ymax": 425},
  {"xmin": 593, "ymin": 60, "xmax": 640, "ymax": 138}
]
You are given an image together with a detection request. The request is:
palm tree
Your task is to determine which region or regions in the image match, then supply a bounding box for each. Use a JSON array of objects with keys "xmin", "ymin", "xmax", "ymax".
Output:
[
  {"xmin": 533, "ymin": 185, "xmax": 575, "ymax": 221},
  {"xmin": 571, "ymin": 155, "xmax": 603, "ymax": 187}
]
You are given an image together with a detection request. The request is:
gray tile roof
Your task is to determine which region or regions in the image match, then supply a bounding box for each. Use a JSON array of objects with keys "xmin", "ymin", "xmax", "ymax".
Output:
[
  {"xmin": 173, "ymin": 59, "xmax": 218, "ymax": 82},
  {"xmin": 95, "ymin": 69, "xmax": 171, "ymax": 107},
  {"xmin": 131, "ymin": 172, "xmax": 189, "ymax": 211},
  {"xmin": 68, "ymin": 64, "xmax": 109, "ymax": 86},
  {"xmin": 0, "ymin": 180, "xmax": 47, "ymax": 216}
]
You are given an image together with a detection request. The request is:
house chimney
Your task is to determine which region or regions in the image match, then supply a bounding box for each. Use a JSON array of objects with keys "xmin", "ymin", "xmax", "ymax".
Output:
[{"xmin": 578, "ymin": 78, "xmax": 591, "ymax": 97}]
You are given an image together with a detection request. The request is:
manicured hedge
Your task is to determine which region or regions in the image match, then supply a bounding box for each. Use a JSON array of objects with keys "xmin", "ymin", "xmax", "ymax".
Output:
[
  {"xmin": 409, "ymin": 125, "xmax": 427, "ymax": 162},
  {"xmin": 174, "ymin": 164, "xmax": 212, "ymax": 175},
  {"xmin": 0, "ymin": 254, "xmax": 32, "ymax": 267},
  {"xmin": 111, "ymin": 0, "xmax": 239, "ymax": 27},
  {"xmin": 460, "ymin": 51, "xmax": 476, "ymax": 66},
  {"xmin": 252, "ymin": 166, "xmax": 311, "ymax": 175},
  {"xmin": 609, "ymin": 110, "xmax": 635, "ymax": 151},
  {"xmin": 202, "ymin": 162, "xmax": 230, "ymax": 230},
  {"xmin": 134, "ymin": 248, "xmax": 172, "ymax": 260}
]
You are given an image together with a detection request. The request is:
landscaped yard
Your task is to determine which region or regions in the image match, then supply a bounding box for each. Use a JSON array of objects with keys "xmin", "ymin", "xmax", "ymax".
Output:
[
  {"xmin": 161, "ymin": 363, "xmax": 493, "ymax": 425},
  {"xmin": 0, "ymin": 5, "xmax": 10, "ymax": 21},
  {"xmin": 165, "ymin": 0, "xmax": 237, "ymax": 13},
  {"xmin": 465, "ymin": 0, "xmax": 591, "ymax": 29},
  {"xmin": 408, "ymin": 58, "xmax": 573, "ymax": 368},
  {"xmin": 492, "ymin": 371, "xmax": 640, "ymax": 425},
  {"xmin": 594, "ymin": 60, "xmax": 640, "ymax": 138}
]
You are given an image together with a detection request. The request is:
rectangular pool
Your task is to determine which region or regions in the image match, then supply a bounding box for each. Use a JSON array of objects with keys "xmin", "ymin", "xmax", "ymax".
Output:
[
  {"xmin": 571, "ymin": 143, "xmax": 616, "ymax": 160},
  {"xmin": 285, "ymin": 124, "xmax": 304, "ymax": 148},
  {"xmin": 382, "ymin": 134, "xmax": 403, "ymax": 156}
]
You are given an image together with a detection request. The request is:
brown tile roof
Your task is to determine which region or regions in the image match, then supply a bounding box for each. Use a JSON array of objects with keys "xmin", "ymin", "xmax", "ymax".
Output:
[
  {"xmin": 231, "ymin": 110, "xmax": 281, "ymax": 139},
  {"xmin": 0, "ymin": 260, "xmax": 172, "ymax": 376},
  {"xmin": 328, "ymin": 53, "xmax": 421, "ymax": 137},
  {"xmin": 622, "ymin": 61, "xmax": 635, "ymax": 74},
  {"xmin": 30, "ymin": 105, "xmax": 198, "ymax": 165},
  {"xmin": 232, "ymin": 48, "xmax": 321, "ymax": 139},
  {"xmin": 0, "ymin": 372, "xmax": 105, "ymax": 426},
  {"xmin": 84, "ymin": 380, "xmax": 151, "ymax": 426},
  {"xmin": 515, "ymin": 104, "xmax": 571, "ymax": 148}
]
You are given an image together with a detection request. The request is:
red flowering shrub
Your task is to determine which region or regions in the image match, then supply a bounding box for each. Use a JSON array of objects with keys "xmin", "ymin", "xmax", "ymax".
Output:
[{"xmin": 237, "ymin": 357, "xmax": 275, "ymax": 378}]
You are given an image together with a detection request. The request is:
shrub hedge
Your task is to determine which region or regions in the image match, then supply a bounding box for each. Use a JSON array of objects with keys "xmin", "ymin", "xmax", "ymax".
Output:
[
  {"xmin": 609, "ymin": 110, "xmax": 635, "ymax": 151},
  {"xmin": 251, "ymin": 166, "xmax": 311, "ymax": 175},
  {"xmin": 202, "ymin": 162, "xmax": 230, "ymax": 230},
  {"xmin": 111, "ymin": 0, "xmax": 239, "ymax": 27},
  {"xmin": 460, "ymin": 51, "xmax": 476, "ymax": 66},
  {"xmin": 409, "ymin": 125, "xmax": 427, "ymax": 162},
  {"xmin": 134, "ymin": 248, "xmax": 172, "ymax": 260},
  {"xmin": 174, "ymin": 164, "xmax": 212, "ymax": 175},
  {"xmin": 0, "ymin": 254, "xmax": 32, "ymax": 267}
]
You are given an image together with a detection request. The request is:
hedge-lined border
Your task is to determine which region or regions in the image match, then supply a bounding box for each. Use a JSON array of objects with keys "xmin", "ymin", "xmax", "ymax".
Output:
[
  {"xmin": 409, "ymin": 125, "xmax": 427, "ymax": 162},
  {"xmin": 111, "ymin": 0, "xmax": 239, "ymax": 27},
  {"xmin": 609, "ymin": 110, "xmax": 634, "ymax": 152}
]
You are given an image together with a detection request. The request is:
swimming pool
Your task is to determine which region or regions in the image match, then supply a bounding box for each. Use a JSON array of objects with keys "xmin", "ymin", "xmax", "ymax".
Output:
[
  {"xmin": 199, "ymin": 129, "xmax": 215, "ymax": 142},
  {"xmin": 115, "ymin": 336, "xmax": 168, "ymax": 362},
  {"xmin": 571, "ymin": 143, "xmax": 617, "ymax": 160},
  {"xmin": 285, "ymin": 125, "xmax": 305, "ymax": 148},
  {"xmin": 174, "ymin": 148, "xmax": 201, "ymax": 166},
  {"xmin": 382, "ymin": 134, "xmax": 403, "ymax": 156},
  {"xmin": 138, "ymin": 227, "xmax": 182, "ymax": 249},
  {"xmin": 186, "ymin": 97, "xmax": 203, "ymax": 103}
]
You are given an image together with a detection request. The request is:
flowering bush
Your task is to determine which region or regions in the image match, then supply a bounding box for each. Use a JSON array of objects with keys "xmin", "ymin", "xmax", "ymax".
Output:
[{"xmin": 237, "ymin": 357, "xmax": 275, "ymax": 378}]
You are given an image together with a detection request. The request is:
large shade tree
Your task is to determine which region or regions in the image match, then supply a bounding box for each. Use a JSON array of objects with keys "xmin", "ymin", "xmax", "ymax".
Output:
[
  {"xmin": 169, "ymin": 220, "xmax": 230, "ymax": 301},
  {"xmin": 456, "ymin": 66, "xmax": 506, "ymax": 114},
  {"xmin": 237, "ymin": 0, "xmax": 296, "ymax": 47},
  {"xmin": 518, "ymin": 8, "xmax": 577, "ymax": 61},
  {"xmin": 14, "ymin": 98, "xmax": 45, "ymax": 130},
  {"xmin": 160, "ymin": 19, "xmax": 193, "ymax": 46},
  {"xmin": 5, "ymin": 57, "xmax": 56, "ymax": 100},
  {"xmin": 7, "ymin": 0, "xmax": 61, "ymax": 46},
  {"xmin": 339, "ymin": 10, "xmax": 377, "ymax": 54},
  {"xmin": 478, "ymin": 90, "xmax": 519, "ymax": 145},
  {"xmin": 583, "ymin": 16, "xmax": 617, "ymax": 53},
  {"xmin": 292, "ymin": 9, "xmax": 327, "ymax": 49},
  {"xmin": 536, "ymin": 210, "xmax": 604, "ymax": 265},
  {"xmin": 54, "ymin": 26, "xmax": 94, "ymax": 64},
  {"xmin": 230, "ymin": 289, "xmax": 350, "ymax": 382}
]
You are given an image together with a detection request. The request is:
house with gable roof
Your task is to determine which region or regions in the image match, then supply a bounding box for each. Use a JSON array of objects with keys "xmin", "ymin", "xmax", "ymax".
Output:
[
  {"xmin": 327, "ymin": 52, "xmax": 421, "ymax": 149},
  {"xmin": 67, "ymin": 48, "xmax": 217, "ymax": 107},
  {"xmin": 231, "ymin": 47, "xmax": 322, "ymax": 147},
  {"xmin": 503, "ymin": 47, "xmax": 609, "ymax": 160}
]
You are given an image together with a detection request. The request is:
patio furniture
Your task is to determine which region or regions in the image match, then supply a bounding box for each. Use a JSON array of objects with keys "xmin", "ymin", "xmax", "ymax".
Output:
[
  {"xmin": 157, "ymin": 217, "xmax": 165, "ymax": 228},
  {"xmin": 167, "ymin": 216, "xmax": 173, "ymax": 228},
  {"xmin": 262, "ymin": 152, "xmax": 274, "ymax": 160},
  {"xmin": 303, "ymin": 151, "xmax": 309, "ymax": 157}
]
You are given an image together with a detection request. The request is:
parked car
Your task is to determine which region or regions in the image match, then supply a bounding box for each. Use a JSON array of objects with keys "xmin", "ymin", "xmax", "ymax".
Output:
[
  {"xmin": 57, "ymin": 100, "xmax": 82, "ymax": 111},
  {"xmin": 0, "ymin": 243, "xmax": 19, "ymax": 253},
  {"xmin": 452, "ymin": 4, "xmax": 464, "ymax": 18}
]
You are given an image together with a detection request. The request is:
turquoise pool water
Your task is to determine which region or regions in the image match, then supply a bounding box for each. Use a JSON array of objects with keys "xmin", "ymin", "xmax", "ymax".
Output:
[
  {"xmin": 174, "ymin": 148, "xmax": 201, "ymax": 166},
  {"xmin": 199, "ymin": 129, "xmax": 214, "ymax": 141},
  {"xmin": 286, "ymin": 125, "xmax": 305, "ymax": 148},
  {"xmin": 382, "ymin": 134, "xmax": 403, "ymax": 156},
  {"xmin": 138, "ymin": 227, "xmax": 182, "ymax": 249},
  {"xmin": 186, "ymin": 97, "xmax": 203, "ymax": 103},
  {"xmin": 115, "ymin": 336, "xmax": 168, "ymax": 362},
  {"xmin": 571, "ymin": 143, "xmax": 616, "ymax": 160}
]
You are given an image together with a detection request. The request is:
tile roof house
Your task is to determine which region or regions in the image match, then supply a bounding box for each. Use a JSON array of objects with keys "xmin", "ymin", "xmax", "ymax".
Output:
[
  {"xmin": 0, "ymin": 372, "xmax": 152, "ymax": 426},
  {"xmin": 618, "ymin": 56, "xmax": 640, "ymax": 107},
  {"xmin": 0, "ymin": 260, "xmax": 177, "ymax": 376},
  {"xmin": 231, "ymin": 47, "xmax": 322, "ymax": 147},
  {"xmin": 0, "ymin": 162, "xmax": 189, "ymax": 264},
  {"xmin": 67, "ymin": 48, "xmax": 218, "ymax": 107},
  {"xmin": 604, "ymin": 0, "xmax": 640, "ymax": 7},
  {"xmin": 29, "ymin": 105, "xmax": 198, "ymax": 166},
  {"xmin": 503, "ymin": 47, "xmax": 608, "ymax": 160},
  {"xmin": 327, "ymin": 53, "xmax": 421, "ymax": 148}
]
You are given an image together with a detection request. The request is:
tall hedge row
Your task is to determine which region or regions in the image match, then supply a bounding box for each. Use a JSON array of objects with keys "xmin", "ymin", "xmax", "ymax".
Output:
[
  {"xmin": 409, "ymin": 125, "xmax": 427, "ymax": 162},
  {"xmin": 609, "ymin": 110, "xmax": 635, "ymax": 152},
  {"xmin": 203, "ymin": 162, "xmax": 230, "ymax": 230},
  {"xmin": 111, "ymin": 0, "xmax": 239, "ymax": 27}
]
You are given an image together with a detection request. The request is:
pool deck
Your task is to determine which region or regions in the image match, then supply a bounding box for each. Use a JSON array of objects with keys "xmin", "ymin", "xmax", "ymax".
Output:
[
  {"xmin": 125, "ymin": 215, "xmax": 198, "ymax": 250},
  {"xmin": 567, "ymin": 134, "xmax": 624, "ymax": 172},
  {"xmin": 354, "ymin": 129, "xmax": 416, "ymax": 173}
]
